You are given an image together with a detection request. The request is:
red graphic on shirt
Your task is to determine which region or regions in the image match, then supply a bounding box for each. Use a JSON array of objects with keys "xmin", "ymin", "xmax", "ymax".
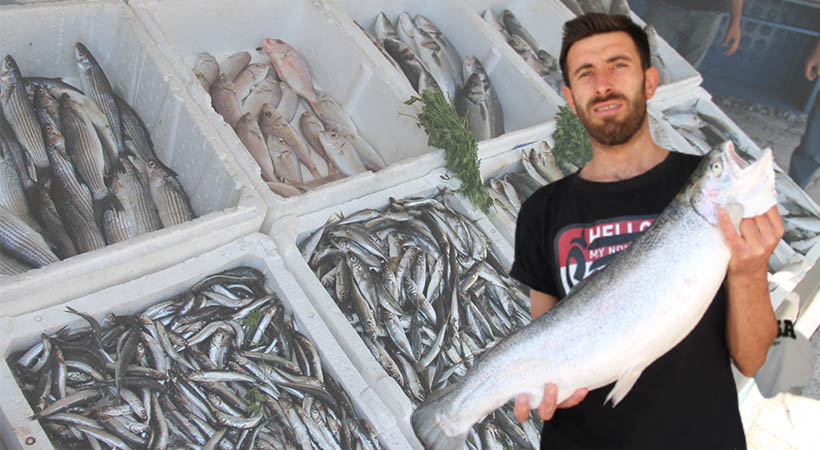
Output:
[{"xmin": 556, "ymin": 215, "xmax": 656, "ymax": 295}]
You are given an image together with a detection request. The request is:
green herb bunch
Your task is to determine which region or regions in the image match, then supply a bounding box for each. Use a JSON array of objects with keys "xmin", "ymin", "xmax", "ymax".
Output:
[
  {"xmin": 553, "ymin": 104, "xmax": 593, "ymax": 172},
  {"xmin": 405, "ymin": 89, "xmax": 494, "ymax": 213}
]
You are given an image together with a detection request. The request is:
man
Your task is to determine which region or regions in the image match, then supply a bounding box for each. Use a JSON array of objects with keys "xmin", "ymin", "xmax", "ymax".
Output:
[
  {"xmin": 642, "ymin": 0, "xmax": 743, "ymax": 69},
  {"xmin": 509, "ymin": 13, "xmax": 781, "ymax": 450},
  {"xmin": 788, "ymin": 37, "xmax": 820, "ymax": 188}
]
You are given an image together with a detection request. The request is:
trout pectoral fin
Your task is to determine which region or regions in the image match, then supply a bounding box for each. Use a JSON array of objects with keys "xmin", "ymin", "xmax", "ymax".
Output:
[{"xmin": 605, "ymin": 366, "xmax": 646, "ymax": 406}]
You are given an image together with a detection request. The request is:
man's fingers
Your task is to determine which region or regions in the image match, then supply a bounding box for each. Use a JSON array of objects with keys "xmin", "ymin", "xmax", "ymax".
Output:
[
  {"xmin": 538, "ymin": 384, "xmax": 558, "ymax": 421},
  {"xmin": 513, "ymin": 394, "xmax": 530, "ymax": 423},
  {"xmin": 558, "ymin": 388, "xmax": 589, "ymax": 409},
  {"xmin": 718, "ymin": 208, "xmax": 742, "ymax": 248},
  {"xmin": 765, "ymin": 206, "xmax": 785, "ymax": 240}
]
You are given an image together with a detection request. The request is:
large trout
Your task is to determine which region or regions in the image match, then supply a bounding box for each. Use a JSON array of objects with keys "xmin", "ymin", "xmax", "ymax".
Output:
[{"xmin": 411, "ymin": 142, "xmax": 777, "ymax": 449}]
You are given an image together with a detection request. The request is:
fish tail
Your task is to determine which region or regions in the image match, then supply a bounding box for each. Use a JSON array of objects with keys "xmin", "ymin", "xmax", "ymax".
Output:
[{"xmin": 410, "ymin": 386, "xmax": 468, "ymax": 450}]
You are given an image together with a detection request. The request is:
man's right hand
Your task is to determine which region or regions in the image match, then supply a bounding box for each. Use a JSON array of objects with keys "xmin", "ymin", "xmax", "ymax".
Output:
[{"xmin": 513, "ymin": 384, "xmax": 589, "ymax": 422}]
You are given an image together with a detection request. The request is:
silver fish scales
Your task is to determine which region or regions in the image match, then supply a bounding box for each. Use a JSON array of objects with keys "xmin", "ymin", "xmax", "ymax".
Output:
[
  {"xmin": 9, "ymin": 266, "xmax": 384, "ymax": 450},
  {"xmin": 303, "ymin": 192, "xmax": 541, "ymax": 449}
]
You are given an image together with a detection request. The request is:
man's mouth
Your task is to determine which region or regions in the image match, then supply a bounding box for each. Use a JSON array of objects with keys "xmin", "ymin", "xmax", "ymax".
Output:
[{"xmin": 592, "ymin": 101, "xmax": 621, "ymax": 116}]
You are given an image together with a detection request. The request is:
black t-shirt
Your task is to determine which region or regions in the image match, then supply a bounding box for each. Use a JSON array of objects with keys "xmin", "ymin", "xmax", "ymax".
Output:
[
  {"xmin": 510, "ymin": 151, "xmax": 746, "ymax": 450},
  {"xmin": 659, "ymin": 0, "xmax": 730, "ymax": 12}
]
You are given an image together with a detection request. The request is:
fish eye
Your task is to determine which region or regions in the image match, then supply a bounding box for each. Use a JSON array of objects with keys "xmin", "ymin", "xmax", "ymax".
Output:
[
  {"xmin": 710, "ymin": 161, "xmax": 722, "ymax": 172},
  {"xmin": 330, "ymin": 131, "xmax": 338, "ymax": 139},
  {"xmin": 264, "ymin": 111, "xmax": 271, "ymax": 117},
  {"xmin": 45, "ymin": 124, "xmax": 52, "ymax": 131},
  {"xmin": 278, "ymin": 138, "xmax": 286, "ymax": 145}
]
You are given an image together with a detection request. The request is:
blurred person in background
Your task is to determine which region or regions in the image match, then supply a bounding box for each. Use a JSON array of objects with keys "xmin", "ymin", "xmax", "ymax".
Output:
[
  {"xmin": 788, "ymin": 37, "xmax": 820, "ymax": 188},
  {"xmin": 642, "ymin": 0, "xmax": 744, "ymax": 69}
]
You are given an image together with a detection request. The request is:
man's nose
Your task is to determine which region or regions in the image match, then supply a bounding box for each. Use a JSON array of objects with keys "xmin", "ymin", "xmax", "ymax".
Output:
[{"xmin": 594, "ymin": 71, "xmax": 614, "ymax": 97}]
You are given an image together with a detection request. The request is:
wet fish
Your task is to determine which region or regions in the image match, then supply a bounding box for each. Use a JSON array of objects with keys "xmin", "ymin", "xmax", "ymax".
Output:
[
  {"xmin": 0, "ymin": 204, "xmax": 59, "ymax": 267},
  {"xmin": 75, "ymin": 43, "xmax": 125, "ymax": 160},
  {"xmin": 267, "ymin": 134, "xmax": 303, "ymax": 185},
  {"xmin": 259, "ymin": 103, "xmax": 321, "ymax": 179},
  {"xmin": 0, "ymin": 130, "xmax": 37, "ymax": 229},
  {"xmin": 275, "ymin": 81, "xmax": 299, "ymax": 122},
  {"xmin": 60, "ymin": 93, "xmax": 122, "ymax": 224},
  {"xmin": 219, "ymin": 51, "xmax": 251, "ymax": 82},
  {"xmin": 193, "ymin": 52, "xmax": 219, "ymax": 91},
  {"xmin": 482, "ymin": 9, "xmax": 508, "ymax": 38},
  {"xmin": 374, "ymin": 12, "xmax": 400, "ymax": 42},
  {"xmin": 318, "ymin": 129, "xmax": 367, "ymax": 177},
  {"xmin": 115, "ymin": 95, "xmax": 159, "ymax": 164},
  {"xmin": 104, "ymin": 155, "xmax": 163, "ymax": 243},
  {"xmin": 210, "ymin": 74, "xmax": 242, "ymax": 127},
  {"xmin": 146, "ymin": 159, "xmax": 194, "ymax": 228},
  {"xmin": 0, "ymin": 55, "xmax": 49, "ymax": 182},
  {"xmin": 233, "ymin": 62, "xmax": 270, "ymax": 102},
  {"xmin": 502, "ymin": 10, "xmax": 539, "ymax": 54},
  {"xmin": 456, "ymin": 58, "xmax": 504, "ymax": 141},
  {"xmin": 26, "ymin": 181, "xmax": 76, "ymax": 259},
  {"xmin": 262, "ymin": 39, "xmax": 318, "ymax": 105},
  {"xmin": 235, "ymin": 111, "xmax": 275, "ymax": 182},
  {"xmin": 240, "ymin": 78, "xmax": 282, "ymax": 119},
  {"xmin": 413, "ymin": 27, "xmax": 460, "ymax": 103},
  {"xmin": 414, "ymin": 15, "xmax": 463, "ymax": 86},
  {"xmin": 383, "ymin": 37, "xmax": 431, "ymax": 93},
  {"xmin": 410, "ymin": 143, "xmax": 777, "ymax": 449}
]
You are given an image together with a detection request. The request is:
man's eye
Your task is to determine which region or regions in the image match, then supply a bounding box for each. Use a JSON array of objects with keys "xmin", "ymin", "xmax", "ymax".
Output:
[
  {"xmin": 579, "ymin": 71, "xmax": 592, "ymax": 78},
  {"xmin": 614, "ymin": 62, "xmax": 627, "ymax": 69}
]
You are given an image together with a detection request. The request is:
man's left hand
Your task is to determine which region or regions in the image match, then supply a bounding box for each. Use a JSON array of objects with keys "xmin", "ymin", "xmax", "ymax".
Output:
[
  {"xmin": 717, "ymin": 205, "xmax": 784, "ymax": 279},
  {"xmin": 722, "ymin": 22, "xmax": 742, "ymax": 56}
]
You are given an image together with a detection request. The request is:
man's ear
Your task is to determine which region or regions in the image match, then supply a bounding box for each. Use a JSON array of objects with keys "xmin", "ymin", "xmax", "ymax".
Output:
[
  {"xmin": 644, "ymin": 66, "xmax": 660, "ymax": 100},
  {"xmin": 563, "ymin": 84, "xmax": 577, "ymax": 114}
]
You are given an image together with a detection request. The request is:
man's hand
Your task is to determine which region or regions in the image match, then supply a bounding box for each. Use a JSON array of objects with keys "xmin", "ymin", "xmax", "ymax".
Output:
[
  {"xmin": 513, "ymin": 384, "xmax": 589, "ymax": 422},
  {"xmin": 805, "ymin": 38, "xmax": 820, "ymax": 82},
  {"xmin": 717, "ymin": 205, "xmax": 783, "ymax": 280},
  {"xmin": 722, "ymin": 21, "xmax": 742, "ymax": 56}
]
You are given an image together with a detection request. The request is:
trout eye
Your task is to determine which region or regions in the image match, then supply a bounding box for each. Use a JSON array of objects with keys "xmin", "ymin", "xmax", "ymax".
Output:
[{"xmin": 710, "ymin": 161, "xmax": 722, "ymax": 173}]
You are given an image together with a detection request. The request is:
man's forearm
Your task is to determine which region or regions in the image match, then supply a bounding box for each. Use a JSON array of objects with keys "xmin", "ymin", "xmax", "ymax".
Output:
[
  {"xmin": 725, "ymin": 272, "xmax": 777, "ymax": 377},
  {"xmin": 729, "ymin": 0, "xmax": 744, "ymax": 24}
]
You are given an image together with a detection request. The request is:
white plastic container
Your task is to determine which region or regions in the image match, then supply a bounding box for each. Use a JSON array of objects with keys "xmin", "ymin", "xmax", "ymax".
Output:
[
  {"xmin": 327, "ymin": 0, "xmax": 564, "ymax": 138},
  {"xmin": 0, "ymin": 0, "xmax": 265, "ymax": 316},
  {"xmin": 0, "ymin": 234, "xmax": 412, "ymax": 450},
  {"xmin": 270, "ymin": 170, "xmax": 515, "ymax": 449},
  {"xmin": 129, "ymin": 0, "xmax": 450, "ymax": 232}
]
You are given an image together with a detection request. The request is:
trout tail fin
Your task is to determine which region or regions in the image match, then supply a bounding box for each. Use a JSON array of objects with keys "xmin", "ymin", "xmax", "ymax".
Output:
[{"xmin": 410, "ymin": 384, "xmax": 467, "ymax": 450}]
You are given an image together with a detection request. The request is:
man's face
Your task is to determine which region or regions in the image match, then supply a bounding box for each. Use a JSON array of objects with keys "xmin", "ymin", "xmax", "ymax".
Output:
[{"xmin": 562, "ymin": 31, "xmax": 657, "ymax": 146}]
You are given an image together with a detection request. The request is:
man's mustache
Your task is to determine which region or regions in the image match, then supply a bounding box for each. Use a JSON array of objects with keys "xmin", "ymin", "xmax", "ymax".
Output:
[{"xmin": 588, "ymin": 93, "xmax": 627, "ymax": 108}]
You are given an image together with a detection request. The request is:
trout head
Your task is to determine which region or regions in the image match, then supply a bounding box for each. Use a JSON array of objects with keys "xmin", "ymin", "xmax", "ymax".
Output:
[{"xmin": 687, "ymin": 141, "xmax": 776, "ymax": 226}]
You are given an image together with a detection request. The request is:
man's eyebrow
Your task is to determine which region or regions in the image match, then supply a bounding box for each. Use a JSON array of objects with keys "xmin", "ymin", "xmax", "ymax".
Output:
[{"xmin": 572, "ymin": 54, "xmax": 634, "ymax": 77}]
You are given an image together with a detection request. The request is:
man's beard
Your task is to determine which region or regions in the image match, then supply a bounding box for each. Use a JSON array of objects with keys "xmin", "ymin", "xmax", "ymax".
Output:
[{"xmin": 575, "ymin": 86, "xmax": 647, "ymax": 146}]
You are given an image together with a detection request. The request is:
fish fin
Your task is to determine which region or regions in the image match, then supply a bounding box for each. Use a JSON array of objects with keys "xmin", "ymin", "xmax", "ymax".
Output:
[
  {"xmin": 411, "ymin": 383, "xmax": 469, "ymax": 450},
  {"xmin": 93, "ymin": 192, "xmax": 123, "ymax": 226},
  {"xmin": 605, "ymin": 366, "xmax": 645, "ymax": 406}
]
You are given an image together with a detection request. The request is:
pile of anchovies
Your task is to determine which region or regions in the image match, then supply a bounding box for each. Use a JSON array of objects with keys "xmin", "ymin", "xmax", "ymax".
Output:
[
  {"xmin": 9, "ymin": 267, "xmax": 384, "ymax": 450},
  {"xmin": 0, "ymin": 44, "xmax": 194, "ymax": 276},
  {"xmin": 302, "ymin": 194, "xmax": 542, "ymax": 449}
]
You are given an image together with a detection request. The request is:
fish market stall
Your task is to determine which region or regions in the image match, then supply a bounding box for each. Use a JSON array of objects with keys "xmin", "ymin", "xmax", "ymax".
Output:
[
  {"xmin": 0, "ymin": 233, "xmax": 412, "ymax": 450},
  {"xmin": 271, "ymin": 169, "xmax": 549, "ymax": 449},
  {"xmin": 0, "ymin": 0, "xmax": 265, "ymax": 315},
  {"xmin": 129, "ymin": 0, "xmax": 456, "ymax": 231},
  {"xmin": 329, "ymin": 0, "xmax": 564, "ymax": 141}
]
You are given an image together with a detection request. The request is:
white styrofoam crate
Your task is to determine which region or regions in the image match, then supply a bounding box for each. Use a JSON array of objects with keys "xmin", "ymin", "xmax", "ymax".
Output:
[
  {"xmin": 0, "ymin": 0, "xmax": 265, "ymax": 316},
  {"xmin": 129, "ymin": 0, "xmax": 450, "ymax": 232},
  {"xmin": 0, "ymin": 233, "xmax": 412, "ymax": 450},
  {"xmin": 462, "ymin": 0, "xmax": 702, "ymax": 102},
  {"xmin": 328, "ymin": 0, "xmax": 564, "ymax": 137},
  {"xmin": 270, "ymin": 169, "xmax": 515, "ymax": 449}
]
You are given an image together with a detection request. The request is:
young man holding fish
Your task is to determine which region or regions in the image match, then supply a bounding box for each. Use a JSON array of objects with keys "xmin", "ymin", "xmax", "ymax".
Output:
[{"xmin": 510, "ymin": 13, "xmax": 781, "ymax": 449}]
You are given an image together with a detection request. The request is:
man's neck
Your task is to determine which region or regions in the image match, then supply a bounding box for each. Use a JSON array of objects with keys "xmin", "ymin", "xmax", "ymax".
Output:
[{"xmin": 578, "ymin": 123, "xmax": 669, "ymax": 182}]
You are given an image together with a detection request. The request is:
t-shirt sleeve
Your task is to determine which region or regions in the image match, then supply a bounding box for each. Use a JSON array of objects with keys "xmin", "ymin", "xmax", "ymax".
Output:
[{"xmin": 509, "ymin": 191, "xmax": 560, "ymax": 297}]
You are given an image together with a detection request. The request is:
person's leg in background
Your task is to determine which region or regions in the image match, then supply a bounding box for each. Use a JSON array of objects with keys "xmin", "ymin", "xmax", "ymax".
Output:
[
  {"xmin": 674, "ymin": 9, "xmax": 725, "ymax": 69},
  {"xmin": 789, "ymin": 97, "xmax": 820, "ymax": 188}
]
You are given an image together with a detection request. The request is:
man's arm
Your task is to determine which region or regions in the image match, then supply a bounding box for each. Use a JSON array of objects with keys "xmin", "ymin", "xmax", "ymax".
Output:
[
  {"xmin": 722, "ymin": 0, "xmax": 744, "ymax": 55},
  {"xmin": 718, "ymin": 206, "xmax": 782, "ymax": 377}
]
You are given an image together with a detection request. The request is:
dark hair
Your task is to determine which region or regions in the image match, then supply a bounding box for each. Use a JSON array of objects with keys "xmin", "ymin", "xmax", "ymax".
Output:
[{"xmin": 559, "ymin": 13, "xmax": 650, "ymax": 86}]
